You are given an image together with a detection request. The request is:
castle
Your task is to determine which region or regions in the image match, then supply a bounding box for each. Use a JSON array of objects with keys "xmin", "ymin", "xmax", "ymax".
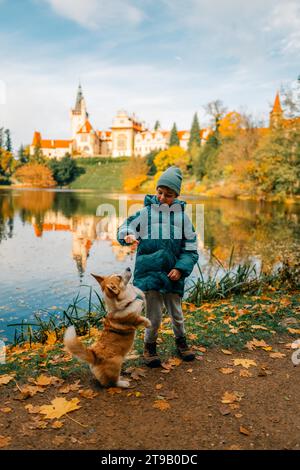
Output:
[
  {"xmin": 30, "ymin": 86, "xmax": 294, "ymax": 160},
  {"xmin": 30, "ymin": 84, "xmax": 210, "ymax": 159}
]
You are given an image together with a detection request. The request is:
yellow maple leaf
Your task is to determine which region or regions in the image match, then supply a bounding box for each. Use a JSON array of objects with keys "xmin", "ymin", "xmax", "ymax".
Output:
[
  {"xmin": 233, "ymin": 359, "xmax": 257, "ymax": 369},
  {"xmin": 0, "ymin": 407, "xmax": 12, "ymax": 413},
  {"xmin": 153, "ymin": 400, "xmax": 171, "ymax": 411},
  {"xmin": 34, "ymin": 375, "xmax": 53, "ymax": 387},
  {"xmin": 39, "ymin": 397, "xmax": 81, "ymax": 420},
  {"xmin": 239, "ymin": 370, "xmax": 252, "ymax": 377},
  {"xmin": 79, "ymin": 389, "xmax": 98, "ymax": 399}
]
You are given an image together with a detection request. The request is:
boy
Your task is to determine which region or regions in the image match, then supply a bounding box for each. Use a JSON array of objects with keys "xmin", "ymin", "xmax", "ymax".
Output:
[{"xmin": 117, "ymin": 166, "xmax": 199, "ymax": 367}]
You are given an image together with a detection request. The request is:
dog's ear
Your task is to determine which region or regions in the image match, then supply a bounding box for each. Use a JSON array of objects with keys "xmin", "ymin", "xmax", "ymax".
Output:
[
  {"xmin": 107, "ymin": 283, "xmax": 120, "ymax": 295},
  {"xmin": 91, "ymin": 273, "xmax": 105, "ymax": 285}
]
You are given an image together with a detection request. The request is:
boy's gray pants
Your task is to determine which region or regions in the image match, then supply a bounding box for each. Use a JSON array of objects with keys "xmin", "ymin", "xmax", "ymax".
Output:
[{"xmin": 144, "ymin": 290, "xmax": 185, "ymax": 343}]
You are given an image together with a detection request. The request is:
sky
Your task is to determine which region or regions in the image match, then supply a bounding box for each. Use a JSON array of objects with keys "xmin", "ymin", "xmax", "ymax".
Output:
[{"xmin": 0, "ymin": 0, "xmax": 299, "ymax": 150}]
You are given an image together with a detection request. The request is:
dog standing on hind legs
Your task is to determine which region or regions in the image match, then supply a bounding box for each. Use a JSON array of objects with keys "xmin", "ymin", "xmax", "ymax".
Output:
[{"xmin": 64, "ymin": 267, "xmax": 151, "ymax": 388}]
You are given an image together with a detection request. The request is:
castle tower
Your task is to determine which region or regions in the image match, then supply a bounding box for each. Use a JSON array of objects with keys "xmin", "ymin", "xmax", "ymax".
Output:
[
  {"xmin": 270, "ymin": 92, "xmax": 283, "ymax": 128},
  {"xmin": 70, "ymin": 84, "xmax": 88, "ymax": 138}
]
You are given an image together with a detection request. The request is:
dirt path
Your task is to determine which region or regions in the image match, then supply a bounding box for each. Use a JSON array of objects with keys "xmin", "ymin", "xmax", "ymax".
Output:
[{"xmin": 1, "ymin": 337, "xmax": 299, "ymax": 450}]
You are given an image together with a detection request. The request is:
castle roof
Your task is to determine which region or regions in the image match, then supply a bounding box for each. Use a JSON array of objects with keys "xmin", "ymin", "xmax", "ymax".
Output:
[
  {"xmin": 77, "ymin": 120, "xmax": 93, "ymax": 134},
  {"xmin": 31, "ymin": 132, "xmax": 72, "ymax": 149},
  {"xmin": 271, "ymin": 92, "xmax": 283, "ymax": 114}
]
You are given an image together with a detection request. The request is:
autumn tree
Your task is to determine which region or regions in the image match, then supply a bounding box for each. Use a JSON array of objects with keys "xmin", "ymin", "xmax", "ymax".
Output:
[
  {"xmin": 154, "ymin": 120, "xmax": 161, "ymax": 131},
  {"xmin": 48, "ymin": 154, "xmax": 84, "ymax": 186},
  {"xmin": 188, "ymin": 113, "xmax": 201, "ymax": 150},
  {"xmin": 14, "ymin": 163, "xmax": 56, "ymax": 188},
  {"xmin": 4, "ymin": 129, "xmax": 12, "ymax": 152},
  {"xmin": 169, "ymin": 123, "xmax": 180, "ymax": 147},
  {"xmin": 204, "ymin": 100, "xmax": 227, "ymax": 132},
  {"xmin": 154, "ymin": 146, "xmax": 189, "ymax": 177}
]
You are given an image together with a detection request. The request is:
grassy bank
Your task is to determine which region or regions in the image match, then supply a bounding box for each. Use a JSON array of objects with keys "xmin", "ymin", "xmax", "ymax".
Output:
[{"xmin": 68, "ymin": 157, "xmax": 128, "ymax": 191}]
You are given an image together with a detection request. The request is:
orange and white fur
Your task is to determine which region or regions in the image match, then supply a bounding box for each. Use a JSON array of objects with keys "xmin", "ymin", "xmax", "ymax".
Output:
[{"xmin": 64, "ymin": 268, "xmax": 151, "ymax": 388}]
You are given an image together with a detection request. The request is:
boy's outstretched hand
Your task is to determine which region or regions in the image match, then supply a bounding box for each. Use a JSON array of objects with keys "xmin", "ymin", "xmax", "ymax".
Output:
[
  {"xmin": 124, "ymin": 234, "xmax": 139, "ymax": 245},
  {"xmin": 168, "ymin": 269, "xmax": 182, "ymax": 281}
]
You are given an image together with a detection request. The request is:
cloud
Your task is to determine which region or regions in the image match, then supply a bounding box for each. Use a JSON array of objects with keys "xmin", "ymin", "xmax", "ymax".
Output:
[{"xmin": 42, "ymin": 0, "xmax": 145, "ymax": 30}]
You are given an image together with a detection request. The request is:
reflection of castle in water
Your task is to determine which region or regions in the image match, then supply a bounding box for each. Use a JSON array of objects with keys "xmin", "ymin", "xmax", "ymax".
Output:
[{"xmin": 31, "ymin": 213, "xmax": 133, "ymax": 276}]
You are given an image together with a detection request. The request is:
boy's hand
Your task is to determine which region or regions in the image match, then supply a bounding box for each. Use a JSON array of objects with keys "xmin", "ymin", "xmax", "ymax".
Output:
[
  {"xmin": 168, "ymin": 269, "xmax": 182, "ymax": 281},
  {"xmin": 124, "ymin": 234, "xmax": 139, "ymax": 245}
]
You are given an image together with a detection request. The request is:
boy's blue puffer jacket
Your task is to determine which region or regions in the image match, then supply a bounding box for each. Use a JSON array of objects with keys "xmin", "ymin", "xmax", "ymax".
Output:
[{"xmin": 117, "ymin": 195, "xmax": 199, "ymax": 296}]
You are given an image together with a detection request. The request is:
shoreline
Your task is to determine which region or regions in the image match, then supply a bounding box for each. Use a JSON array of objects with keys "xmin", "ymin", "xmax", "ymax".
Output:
[{"xmin": 1, "ymin": 184, "xmax": 300, "ymax": 204}]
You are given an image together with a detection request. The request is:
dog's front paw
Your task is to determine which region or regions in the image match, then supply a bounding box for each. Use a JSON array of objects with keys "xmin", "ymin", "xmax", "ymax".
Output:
[{"xmin": 116, "ymin": 379, "xmax": 130, "ymax": 388}]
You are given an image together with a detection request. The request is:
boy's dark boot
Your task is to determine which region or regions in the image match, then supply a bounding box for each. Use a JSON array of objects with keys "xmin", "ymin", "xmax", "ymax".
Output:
[
  {"xmin": 175, "ymin": 336, "xmax": 195, "ymax": 361},
  {"xmin": 143, "ymin": 342, "xmax": 161, "ymax": 368}
]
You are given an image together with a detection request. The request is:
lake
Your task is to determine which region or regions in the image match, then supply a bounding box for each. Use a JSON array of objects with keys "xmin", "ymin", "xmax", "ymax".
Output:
[{"xmin": 0, "ymin": 188, "xmax": 299, "ymax": 342}]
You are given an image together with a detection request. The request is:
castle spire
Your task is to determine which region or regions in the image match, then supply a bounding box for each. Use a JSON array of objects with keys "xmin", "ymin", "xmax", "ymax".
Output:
[
  {"xmin": 272, "ymin": 91, "xmax": 283, "ymax": 114},
  {"xmin": 75, "ymin": 83, "xmax": 83, "ymax": 112}
]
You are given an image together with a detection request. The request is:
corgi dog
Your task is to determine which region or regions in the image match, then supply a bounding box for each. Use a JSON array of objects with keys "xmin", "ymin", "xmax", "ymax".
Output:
[{"xmin": 64, "ymin": 268, "xmax": 151, "ymax": 388}]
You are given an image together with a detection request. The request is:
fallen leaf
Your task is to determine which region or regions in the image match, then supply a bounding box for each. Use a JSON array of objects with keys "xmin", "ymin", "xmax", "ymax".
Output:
[
  {"xmin": 0, "ymin": 435, "xmax": 12, "ymax": 448},
  {"xmin": 51, "ymin": 420, "xmax": 64, "ymax": 429},
  {"xmin": 0, "ymin": 374, "xmax": 15, "ymax": 386},
  {"xmin": 39, "ymin": 397, "xmax": 81, "ymax": 420},
  {"xmin": 59, "ymin": 381, "xmax": 81, "ymax": 393},
  {"xmin": 269, "ymin": 352, "xmax": 286, "ymax": 359},
  {"xmin": 239, "ymin": 426, "xmax": 251, "ymax": 436},
  {"xmin": 187, "ymin": 369, "xmax": 193, "ymax": 373},
  {"xmin": 107, "ymin": 387, "xmax": 122, "ymax": 395},
  {"xmin": 221, "ymin": 349, "xmax": 232, "ymax": 355},
  {"xmin": 239, "ymin": 370, "xmax": 252, "ymax": 378},
  {"xmin": 287, "ymin": 328, "xmax": 300, "ymax": 335},
  {"xmin": 155, "ymin": 384, "xmax": 163, "ymax": 390},
  {"xmin": 219, "ymin": 368, "xmax": 234, "ymax": 375},
  {"xmin": 221, "ymin": 391, "xmax": 240, "ymax": 404},
  {"xmin": 168, "ymin": 357, "xmax": 182, "ymax": 367},
  {"xmin": 34, "ymin": 375, "xmax": 54, "ymax": 387},
  {"xmin": 251, "ymin": 325, "xmax": 269, "ymax": 331},
  {"xmin": 153, "ymin": 400, "xmax": 171, "ymax": 411},
  {"xmin": 233, "ymin": 359, "xmax": 257, "ymax": 369},
  {"xmin": 20, "ymin": 384, "xmax": 46, "ymax": 397},
  {"xmin": 79, "ymin": 389, "xmax": 98, "ymax": 399},
  {"xmin": 46, "ymin": 331, "xmax": 57, "ymax": 346},
  {"xmin": 0, "ymin": 407, "xmax": 12, "ymax": 413},
  {"xmin": 235, "ymin": 413, "xmax": 243, "ymax": 419},
  {"xmin": 246, "ymin": 339, "xmax": 270, "ymax": 351}
]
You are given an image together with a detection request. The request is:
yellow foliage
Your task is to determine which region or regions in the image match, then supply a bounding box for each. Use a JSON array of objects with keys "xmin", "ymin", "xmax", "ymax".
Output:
[
  {"xmin": 123, "ymin": 156, "xmax": 148, "ymax": 192},
  {"xmin": 154, "ymin": 146, "xmax": 189, "ymax": 173},
  {"xmin": 219, "ymin": 111, "xmax": 244, "ymax": 138},
  {"xmin": 14, "ymin": 163, "xmax": 56, "ymax": 188}
]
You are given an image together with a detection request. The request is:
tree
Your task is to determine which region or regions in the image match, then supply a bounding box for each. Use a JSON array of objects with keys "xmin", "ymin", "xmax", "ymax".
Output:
[
  {"xmin": 204, "ymin": 100, "xmax": 227, "ymax": 131},
  {"xmin": 154, "ymin": 120, "xmax": 161, "ymax": 131},
  {"xmin": 48, "ymin": 154, "xmax": 84, "ymax": 186},
  {"xmin": 145, "ymin": 150, "xmax": 159, "ymax": 176},
  {"xmin": 0, "ymin": 128, "xmax": 4, "ymax": 149},
  {"xmin": 123, "ymin": 156, "xmax": 148, "ymax": 191},
  {"xmin": 4, "ymin": 129, "xmax": 12, "ymax": 152},
  {"xmin": 154, "ymin": 146, "xmax": 189, "ymax": 173},
  {"xmin": 14, "ymin": 163, "xmax": 56, "ymax": 188},
  {"xmin": 219, "ymin": 111, "xmax": 244, "ymax": 138},
  {"xmin": 188, "ymin": 113, "xmax": 201, "ymax": 150},
  {"xmin": 18, "ymin": 144, "xmax": 29, "ymax": 165},
  {"xmin": 169, "ymin": 123, "xmax": 180, "ymax": 146}
]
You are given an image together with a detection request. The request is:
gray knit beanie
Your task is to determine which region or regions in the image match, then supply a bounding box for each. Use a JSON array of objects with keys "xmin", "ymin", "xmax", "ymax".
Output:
[{"xmin": 156, "ymin": 166, "xmax": 182, "ymax": 195}]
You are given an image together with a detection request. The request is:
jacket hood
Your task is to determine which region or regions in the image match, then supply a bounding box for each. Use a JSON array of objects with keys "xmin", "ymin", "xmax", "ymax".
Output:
[{"xmin": 144, "ymin": 194, "xmax": 186, "ymax": 208}]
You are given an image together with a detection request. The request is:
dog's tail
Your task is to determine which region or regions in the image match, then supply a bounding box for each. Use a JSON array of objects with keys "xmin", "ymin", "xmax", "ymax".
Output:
[{"xmin": 64, "ymin": 326, "xmax": 97, "ymax": 365}]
